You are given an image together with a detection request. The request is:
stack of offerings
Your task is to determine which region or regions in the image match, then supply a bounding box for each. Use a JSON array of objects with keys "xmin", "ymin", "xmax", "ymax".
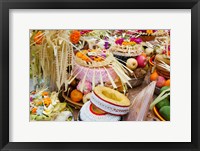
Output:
[
  {"xmin": 79, "ymin": 86, "xmax": 131, "ymax": 121},
  {"xmin": 70, "ymin": 49, "xmax": 132, "ymax": 93}
]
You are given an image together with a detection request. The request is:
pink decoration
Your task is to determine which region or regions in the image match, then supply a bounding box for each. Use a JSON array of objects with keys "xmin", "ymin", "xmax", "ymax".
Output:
[{"xmin": 77, "ymin": 80, "xmax": 92, "ymax": 94}]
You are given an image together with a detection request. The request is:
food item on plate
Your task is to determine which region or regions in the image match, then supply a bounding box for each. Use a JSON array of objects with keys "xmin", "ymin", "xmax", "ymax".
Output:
[
  {"xmin": 70, "ymin": 89, "xmax": 83, "ymax": 102},
  {"xmin": 159, "ymin": 106, "xmax": 170, "ymax": 121},
  {"xmin": 156, "ymin": 98, "xmax": 170, "ymax": 109},
  {"xmin": 126, "ymin": 58, "xmax": 138, "ymax": 70}
]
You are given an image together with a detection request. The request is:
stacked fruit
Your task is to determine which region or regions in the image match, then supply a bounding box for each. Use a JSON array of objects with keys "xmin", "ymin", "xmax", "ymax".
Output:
[
  {"xmin": 150, "ymin": 70, "xmax": 170, "ymax": 88},
  {"xmin": 150, "ymin": 54, "xmax": 170, "ymax": 90},
  {"xmin": 125, "ymin": 53, "xmax": 148, "ymax": 87}
]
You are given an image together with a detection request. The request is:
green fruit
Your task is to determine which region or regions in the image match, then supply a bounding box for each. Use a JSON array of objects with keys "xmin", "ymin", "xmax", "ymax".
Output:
[
  {"xmin": 160, "ymin": 86, "xmax": 170, "ymax": 93},
  {"xmin": 156, "ymin": 98, "xmax": 170, "ymax": 109},
  {"xmin": 159, "ymin": 106, "xmax": 170, "ymax": 121}
]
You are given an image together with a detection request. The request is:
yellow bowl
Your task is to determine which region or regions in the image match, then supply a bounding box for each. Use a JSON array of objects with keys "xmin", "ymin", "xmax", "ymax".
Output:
[{"xmin": 153, "ymin": 106, "xmax": 166, "ymax": 121}]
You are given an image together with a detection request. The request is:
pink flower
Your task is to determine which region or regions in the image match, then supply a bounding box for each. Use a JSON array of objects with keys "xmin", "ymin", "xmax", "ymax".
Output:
[
  {"xmin": 115, "ymin": 38, "xmax": 124, "ymax": 45},
  {"xmin": 130, "ymin": 37, "xmax": 142, "ymax": 44}
]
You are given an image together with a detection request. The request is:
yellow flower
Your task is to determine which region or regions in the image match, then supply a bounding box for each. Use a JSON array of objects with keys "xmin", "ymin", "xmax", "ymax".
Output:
[
  {"xmin": 122, "ymin": 41, "xmax": 129, "ymax": 46},
  {"xmin": 128, "ymin": 42, "xmax": 136, "ymax": 45}
]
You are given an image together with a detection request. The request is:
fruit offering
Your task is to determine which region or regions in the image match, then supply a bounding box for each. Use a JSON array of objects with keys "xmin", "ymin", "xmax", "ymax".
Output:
[
  {"xmin": 30, "ymin": 29, "xmax": 171, "ymax": 122},
  {"xmin": 150, "ymin": 86, "xmax": 170, "ymax": 121},
  {"xmin": 70, "ymin": 89, "xmax": 83, "ymax": 103}
]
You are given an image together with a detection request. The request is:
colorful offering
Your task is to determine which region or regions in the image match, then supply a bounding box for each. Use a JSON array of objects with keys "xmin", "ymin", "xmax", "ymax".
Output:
[{"xmin": 30, "ymin": 29, "xmax": 170, "ymax": 121}]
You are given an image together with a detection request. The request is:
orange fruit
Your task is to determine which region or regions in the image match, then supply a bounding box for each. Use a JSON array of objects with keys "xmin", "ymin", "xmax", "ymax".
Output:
[
  {"xmin": 150, "ymin": 71, "xmax": 159, "ymax": 81},
  {"xmin": 164, "ymin": 79, "xmax": 170, "ymax": 86},
  {"xmin": 70, "ymin": 89, "xmax": 83, "ymax": 102}
]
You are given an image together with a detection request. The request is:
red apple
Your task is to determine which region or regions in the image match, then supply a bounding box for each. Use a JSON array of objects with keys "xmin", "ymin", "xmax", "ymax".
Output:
[
  {"xmin": 136, "ymin": 55, "xmax": 147, "ymax": 68},
  {"xmin": 156, "ymin": 76, "xmax": 166, "ymax": 88}
]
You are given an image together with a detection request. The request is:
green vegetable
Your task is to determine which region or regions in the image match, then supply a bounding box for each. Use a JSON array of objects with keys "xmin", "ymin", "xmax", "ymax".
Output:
[
  {"xmin": 156, "ymin": 98, "xmax": 170, "ymax": 109},
  {"xmin": 160, "ymin": 86, "xmax": 170, "ymax": 93},
  {"xmin": 159, "ymin": 106, "xmax": 170, "ymax": 121},
  {"xmin": 160, "ymin": 86, "xmax": 170, "ymax": 100},
  {"xmin": 150, "ymin": 87, "xmax": 170, "ymax": 110}
]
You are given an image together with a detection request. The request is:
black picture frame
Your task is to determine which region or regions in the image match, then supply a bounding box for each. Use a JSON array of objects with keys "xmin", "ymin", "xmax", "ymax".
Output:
[{"xmin": 0, "ymin": 0, "xmax": 199, "ymax": 151}]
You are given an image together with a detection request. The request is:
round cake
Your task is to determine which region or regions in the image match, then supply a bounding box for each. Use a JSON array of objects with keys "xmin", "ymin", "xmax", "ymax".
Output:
[
  {"xmin": 90, "ymin": 86, "xmax": 130, "ymax": 115},
  {"xmin": 79, "ymin": 101, "xmax": 121, "ymax": 122}
]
